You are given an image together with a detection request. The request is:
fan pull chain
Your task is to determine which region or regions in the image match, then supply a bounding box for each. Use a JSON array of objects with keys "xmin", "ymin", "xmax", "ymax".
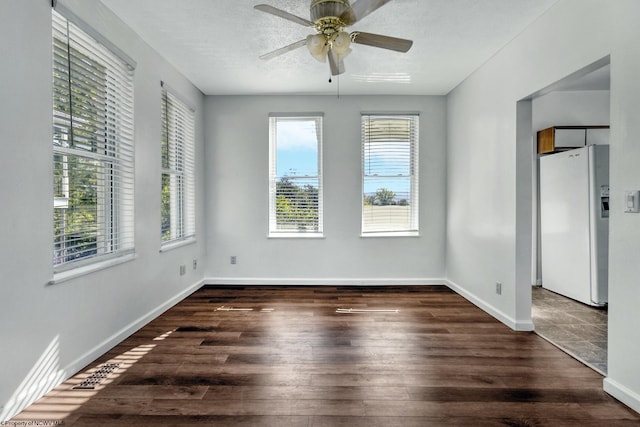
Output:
[{"xmin": 328, "ymin": 74, "xmax": 340, "ymax": 99}]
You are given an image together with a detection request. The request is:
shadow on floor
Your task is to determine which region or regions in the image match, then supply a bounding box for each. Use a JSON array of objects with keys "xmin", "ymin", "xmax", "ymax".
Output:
[{"xmin": 532, "ymin": 286, "xmax": 607, "ymax": 374}]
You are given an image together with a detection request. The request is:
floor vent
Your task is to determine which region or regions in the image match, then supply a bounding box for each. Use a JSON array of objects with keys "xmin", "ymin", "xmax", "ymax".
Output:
[{"xmin": 73, "ymin": 363, "xmax": 120, "ymax": 390}]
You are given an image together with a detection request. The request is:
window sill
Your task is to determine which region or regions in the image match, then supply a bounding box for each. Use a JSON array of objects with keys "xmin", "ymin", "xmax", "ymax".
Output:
[
  {"xmin": 160, "ymin": 237, "xmax": 197, "ymax": 253},
  {"xmin": 49, "ymin": 252, "xmax": 137, "ymax": 286},
  {"xmin": 268, "ymin": 233, "xmax": 325, "ymax": 239},
  {"xmin": 361, "ymin": 231, "xmax": 420, "ymax": 238}
]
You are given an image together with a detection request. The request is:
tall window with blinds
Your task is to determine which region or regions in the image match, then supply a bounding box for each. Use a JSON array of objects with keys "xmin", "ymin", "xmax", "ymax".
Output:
[
  {"xmin": 161, "ymin": 86, "xmax": 196, "ymax": 245},
  {"xmin": 362, "ymin": 114, "xmax": 419, "ymax": 235},
  {"xmin": 52, "ymin": 11, "xmax": 135, "ymax": 270},
  {"xmin": 268, "ymin": 115, "xmax": 323, "ymax": 237}
]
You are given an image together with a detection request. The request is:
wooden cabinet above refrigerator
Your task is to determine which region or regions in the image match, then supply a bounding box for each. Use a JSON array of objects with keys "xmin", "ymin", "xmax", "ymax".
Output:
[{"xmin": 537, "ymin": 126, "xmax": 609, "ymax": 154}]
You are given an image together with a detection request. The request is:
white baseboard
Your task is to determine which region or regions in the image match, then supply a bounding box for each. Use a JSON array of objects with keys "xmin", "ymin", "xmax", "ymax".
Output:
[
  {"xmin": 64, "ymin": 278, "xmax": 204, "ymax": 375},
  {"xmin": 203, "ymin": 277, "xmax": 448, "ymax": 287},
  {"xmin": 204, "ymin": 277, "xmax": 534, "ymax": 330},
  {"xmin": 0, "ymin": 278, "xmax": 204, "ymax": 421},
  {"xmin": 445, "ymin": 279, "xmax": 534, "ymax": 331},
  {"xmin": 604, "ymin": 378, "xmax": 640, "ymax": 415}
]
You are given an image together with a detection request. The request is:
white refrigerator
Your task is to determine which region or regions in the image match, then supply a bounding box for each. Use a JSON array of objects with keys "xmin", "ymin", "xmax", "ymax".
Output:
[{"xmin": 539, "ymin": 145, "xmax": 609, "ymax": 306}]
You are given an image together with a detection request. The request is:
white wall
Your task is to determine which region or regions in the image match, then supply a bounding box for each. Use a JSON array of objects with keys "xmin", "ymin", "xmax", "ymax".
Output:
[
  {"xmin": 532, "ymin": 90, "xmax": 610, "ymax": 132},
  {"xmin": 0, "ymin": 0, "xmax": 205, "ymax": 419},
  {"xmin": 204, "ymin": 95, "xmax": 447, "ymax": 284},
  {"xmin": 446, "ymin": 0, "xmax": 640, "ymax": 413},
  {"xmin": 604, "ymin": 2, "xmax": 640, "ymax": 411}
]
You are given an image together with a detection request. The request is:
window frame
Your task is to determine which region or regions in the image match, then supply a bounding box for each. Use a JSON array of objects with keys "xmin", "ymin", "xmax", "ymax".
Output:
[
  {"xmin": 51, "ymin": 8, "xmax": 135, "ymax": 276},
  {"xmin": 361, "ymin": 113, "xmax": 420, "ymax": 237},
  {"xmin": 268, "ymin": 113, "xmax": 324, "ymax": 238},
  {"xmin": 160, "ymin": 83, "xmax": 196, "ymax": 249}
]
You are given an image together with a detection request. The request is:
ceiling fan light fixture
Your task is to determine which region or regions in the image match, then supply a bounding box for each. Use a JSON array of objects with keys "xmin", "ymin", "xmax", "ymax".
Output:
[
  {"xmin": 331, "ymin": 31, "xmax": 352, "ymax": 60},
  {"xmin": 307, "ymin": 33, "xmax": 329, "ymax": 62}
]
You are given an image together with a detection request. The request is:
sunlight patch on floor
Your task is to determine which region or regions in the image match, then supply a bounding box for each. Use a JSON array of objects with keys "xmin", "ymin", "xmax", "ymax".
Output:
[{"xmin": 11, "ymin": 330, "xmax": 175, "ymax": 422}]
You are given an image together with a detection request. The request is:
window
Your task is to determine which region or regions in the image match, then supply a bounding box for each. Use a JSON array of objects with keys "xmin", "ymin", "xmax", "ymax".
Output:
[
  {"xmin": 52, "ymin": 10, "xmax": 135, "ymax": 270},
  {"xmin": 362, "ymin": 114, "xmax": 419, "ymax": 235},
  {"xmin": 269, "ymin": 114, "xmax": 323, "ymax": 237},
  {"xmin": 161, "ymin": 84, "xmax": 196, "ymax": 245}
]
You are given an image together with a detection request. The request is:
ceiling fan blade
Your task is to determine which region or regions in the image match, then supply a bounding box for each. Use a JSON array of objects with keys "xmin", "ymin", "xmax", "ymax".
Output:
[
  {"xmin": 350, "ymin": 31, "xmax": 413, "ymax": 52},
  {"xmin": 340, "ymin": 0, "xmax": 393, "ymax": 25},
  {"xmin": 259, "ymin": 39, "xmax": 307, "ymax": 60},
  {"xmin": 327, "ymin": 49, "xmax": 345, "ymax": 76},
  {"xmin": 254, "ymin": 4, "xmax": 314, "ymax": 27}
]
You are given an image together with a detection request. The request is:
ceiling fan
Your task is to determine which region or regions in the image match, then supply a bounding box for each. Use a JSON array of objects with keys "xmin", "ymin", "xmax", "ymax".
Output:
[{"xmin": 254, "ymin": 0, "xmax": 413, "ymax": 76}]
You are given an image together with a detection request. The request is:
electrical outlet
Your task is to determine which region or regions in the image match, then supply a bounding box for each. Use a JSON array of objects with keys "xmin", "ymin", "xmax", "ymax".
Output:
[
  {"xmin": 180, "ymin": 264, "xmax": 186, "ymax": 276},
  {"xmin": 193, "ymin": 259, "xmax": 197, "ymax": 270},
  {"xmin": 496, "ymin": 282, "xmax": 502, "ymax": 295},
  {"xmin": 230, "ymin": 256, "xmax": 237, "ymax": 265}
]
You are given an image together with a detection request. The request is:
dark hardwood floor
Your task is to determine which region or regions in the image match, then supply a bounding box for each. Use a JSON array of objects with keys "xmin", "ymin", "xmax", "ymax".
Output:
[{"xmin": 12, "ymin": 286, "xmax": 640, "ymax": 426}]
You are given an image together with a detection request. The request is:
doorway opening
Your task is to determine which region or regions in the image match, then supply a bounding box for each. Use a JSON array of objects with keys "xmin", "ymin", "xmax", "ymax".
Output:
[{"xmin": 524, "ymin": 57, "xmax": 611, "ymax": 374}]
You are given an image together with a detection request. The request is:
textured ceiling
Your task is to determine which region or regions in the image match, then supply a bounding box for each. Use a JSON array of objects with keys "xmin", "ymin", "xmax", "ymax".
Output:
[{"xmin": 99, "ymin": 0, "xmax": 560, "ymax": 96}]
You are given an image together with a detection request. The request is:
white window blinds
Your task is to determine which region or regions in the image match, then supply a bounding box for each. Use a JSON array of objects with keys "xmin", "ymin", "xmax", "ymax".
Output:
[
  {"xmin": 362, "ymin": 114, "xmax": 419, "ymax": 234},
  {"xmin": 269, "ymin": 115, "xmax": 323, "ymax": 236},
  {"xmin": 161, "ymin": 85, "xmax": 196, "ymax": 244},
  {"xmin": 52, "ymin": 10, "xmax": 135, "ymax": 269}
]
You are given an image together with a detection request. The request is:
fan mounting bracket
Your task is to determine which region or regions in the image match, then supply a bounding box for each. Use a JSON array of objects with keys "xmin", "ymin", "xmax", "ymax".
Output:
[{"xmin": 310, "ymin": 0, "xmax": 351, "ymax": 21}]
